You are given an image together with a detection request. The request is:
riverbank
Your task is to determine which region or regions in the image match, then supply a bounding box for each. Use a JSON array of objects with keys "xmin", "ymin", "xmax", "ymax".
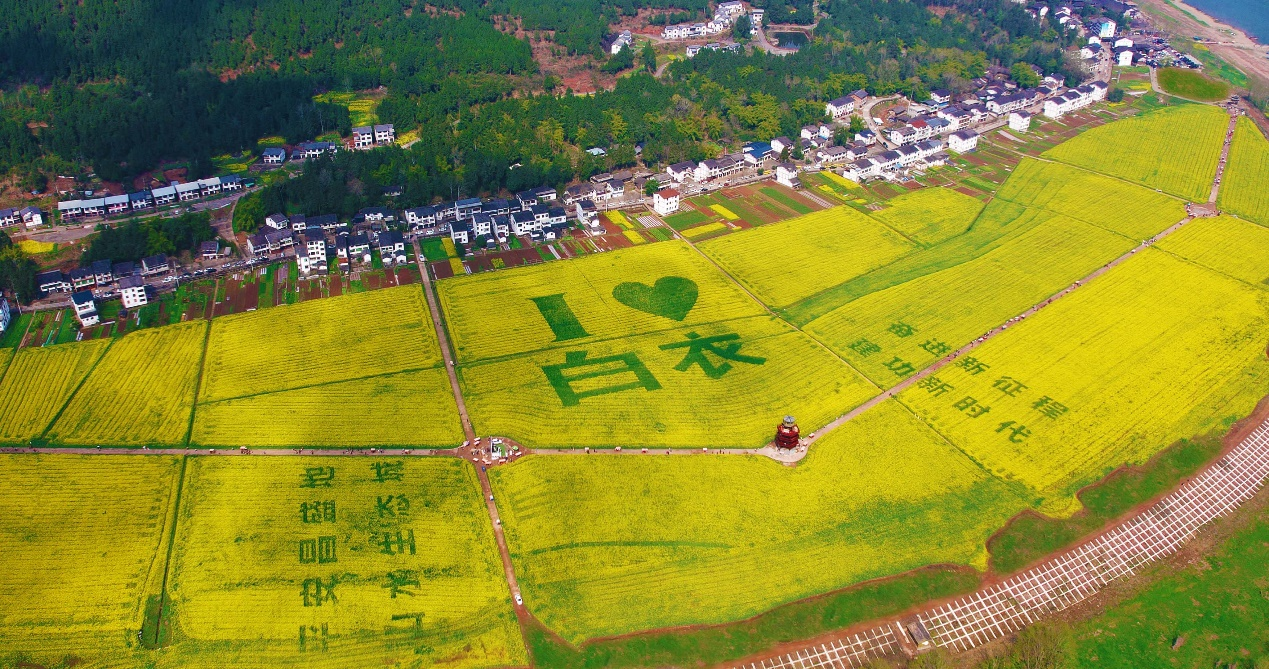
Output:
[{"xmin": 1137, "ymin": 0, "xmax": 1269, "ymax": 91}]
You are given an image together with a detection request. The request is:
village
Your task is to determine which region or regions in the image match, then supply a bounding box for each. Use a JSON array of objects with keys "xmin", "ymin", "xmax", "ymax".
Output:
[{"xmin": 0, "ymin": 0, "xmax": 1236, "ymax": 344}]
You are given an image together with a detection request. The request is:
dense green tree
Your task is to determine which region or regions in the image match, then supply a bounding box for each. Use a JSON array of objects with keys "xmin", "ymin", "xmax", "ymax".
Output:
[
  {"xmin": 641, "ymin": 41, "xmax": 658, "ymax": 73},
  {"xmin": 0, "ymin": 231, "xmax": 40, "ymax": 304},
  {"xmin": 1011, "ymin": 62, "xmax": 1041, "ymax": 88},
  {"xmin": 81, "ymin": 213, "xmax": 216, "ymax": 264}
]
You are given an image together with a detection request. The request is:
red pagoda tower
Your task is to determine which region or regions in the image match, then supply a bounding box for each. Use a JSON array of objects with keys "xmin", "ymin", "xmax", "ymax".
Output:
[{"xmin": 774, "ymin": 415, "xmax": 800, "ymax": 449}]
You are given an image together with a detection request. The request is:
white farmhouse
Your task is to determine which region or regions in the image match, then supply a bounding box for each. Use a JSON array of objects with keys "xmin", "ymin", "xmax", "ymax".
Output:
[
  {"xmin": 119, "ymin": 275, "xmax": 148, "ymax": 309},
  {"xmin": 652, "ymin": 188, "xmax": 681, "ymax": 216},
  {"xmin": 948, "ymin": 129, "xmax": 979, "ymax": 153},
  {"xmin": 1008, "ymin": 110, "xmax": 1032, "ymax": 133},
  {"xmin": 775, "ymin": 163, "xmax": 800, "ymax": 189}
]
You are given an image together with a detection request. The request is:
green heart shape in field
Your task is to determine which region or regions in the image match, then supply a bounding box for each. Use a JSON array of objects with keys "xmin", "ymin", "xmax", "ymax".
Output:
[{"xmin": 612, "ymin": 276, "xmax": 699, "ymax": 321}]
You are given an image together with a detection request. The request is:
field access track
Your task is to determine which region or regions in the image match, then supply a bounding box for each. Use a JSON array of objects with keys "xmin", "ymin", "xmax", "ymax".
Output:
[{"xmin": 735, "ymin": 418, "xmax": 1269, "ymax": 668}]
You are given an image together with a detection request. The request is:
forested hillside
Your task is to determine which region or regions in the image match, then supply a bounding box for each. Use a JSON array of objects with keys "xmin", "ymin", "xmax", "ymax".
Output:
[{"xmin": 0, "ymin": 0, "xmax": 1083, "ymax": 197}]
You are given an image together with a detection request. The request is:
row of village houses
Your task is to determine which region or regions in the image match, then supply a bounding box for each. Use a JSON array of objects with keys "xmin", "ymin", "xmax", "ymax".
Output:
[
  {"xmin": 260, "ymin": 123, "xmax": 397, "ymax": 165},
  {"xmin": 52, "ymin": 124, "xmax": 398, "ymax": 222},
  {"xmin": 660, "ymin": 1, "xmax": 754, "ymax": 40},
  {"xmin": 35, "ymin": 252, "xmax": 187, "ymax": 326},
  {"xmin": 55, "ymin": 174, "xmax": 247, "ymax": 220}
]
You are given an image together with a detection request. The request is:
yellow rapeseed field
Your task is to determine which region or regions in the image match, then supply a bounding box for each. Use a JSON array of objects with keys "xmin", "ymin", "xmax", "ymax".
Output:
[
  {"xmin": 623, "ymin": 228, "xmax": 647, "ymax": 244},
  {"xmin": 995, "ymin": 158, "xmax": 1188, "ymax": 240},
  {"xmin": 698, "ymin": 206, "xmax": 915, "ymax": 308},
  {"xmin": 870, "ymin": 187, "xmax": 984, "ymax": 246},
  {"xmin": 461, "ymin": 315, "xmax": 876, "ymax": 448},
  {"xmin": 0, "ymin": 455, "xmax": 182, "ymax": 665},
  {"xmin": 901, "ymin": 249, "xmax": 1269, "ymax": 513},
  {"xmin": 490, "ymin": 400, "xmax": 1028, "ymax": 643},
  {"xmin": 49, "ymin": 321, "xmax": 208, "ymax": 445},
  {"xmin": 680, "ymin": 221, "xmax": 728, "ymax": 238},
  {"xmin": 807, "ymin": 215, "xmax": 1135, "ymax": 387},
  {"xmin": 0, "ymin": 339, "xmax": 110, "ymax": 443},
  {"xmin": 1217, "ymin": 117, "xmax": 1269, "ymax": 226},
  {"xmin": 1156, "ymin": 215, "xmax": 1269, "ymax": 286},
  {"xmin": 192, "ymin": 369, "xmax": 463, "ymax": 447},
  {"xmin": 200, "ymin": 286, "xmax": 441, "ymax": 403},
  {"xmin": 1042, "ymin": 104, "xmax": 1227, "ymax": 202},
  {"xmin": 439, "ymin": 241, "xmax": 766, "ymax": 363},
  {"xmin": 710, "ymin": 203, "xmax": 740, "ymax": 220},
  {"xmin": 165, "ymin": 457, "xmax": 525, "ymax": 669},
  {"xmin": 822, "ymin": 169, "xmax": 862, "ymax": 189},
  {"xmin": 16, "ymin": 239, "xmax": 56, "ymax": 254}
]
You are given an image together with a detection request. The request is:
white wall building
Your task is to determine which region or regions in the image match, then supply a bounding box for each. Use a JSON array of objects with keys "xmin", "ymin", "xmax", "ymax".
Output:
[
  {"xmin": 119, "ymin": 275, "xmax": 148, "ymax": 309},
  {"xmin": 1008, "ymin": 110, "xmax": 1032, "ymax": 133},
  {"xmin": 652, "ymin": 188, "xmax": 681, "ymax": 216},
  {"xmin": 948, "ymin": 130, "xmax": 979, "ymax": 153}
]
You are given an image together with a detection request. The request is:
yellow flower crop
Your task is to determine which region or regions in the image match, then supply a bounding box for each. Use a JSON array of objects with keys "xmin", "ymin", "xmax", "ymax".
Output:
[
  {"xmin": 807, "ymin": 214, "xmax": 1136, "ymax": 387},
  {"xmin": 1042, "ymin": 104, "xmax": 1227, "ymax": 202},
  {"xmin": 1156, "ymin": 215, "xmax": 1269, "ymax": 286},
  {"xmin": 1218, "ymin": 117, "xmax": 1269, "ymax": 226},
  {"xmin": 200, "ymin": 285, "xmax": 441, "ymax": 403},
  {"xmin": 462, "ymin": 315, "xmax": 876, "ymax": 448},
  {"xmin": 698, "ymin": 206, "xmax": 914, "ymax": 308},
  {"xmin": 901, "ymin": 249, "xmax": 1269, "ymax": 513},
  {"xmin": 165, "ymin": 457, "xmax": 525, "ymax": 668},
  {"xmin": 870, "ymin": 187, "xmax": 984, "ymax": 246},
  {"xmin": 49, "ymin": 321, "xmax": 208, "ymax": 446},
  {"xmin": 0, "ymin": 339, "xmax": 109, "ymax": 443},
  {"xmin": 439, "ymin": 241, "xmax": 767, "ymax": 363},
  {"xmin": 490, "ymin": 400, "xmax": 1028, "ymax": 643},
  {"xmin": 0, "ymin": 455, "xmax": 182, "ymax": 663},
  {"xmin": 192, "ymin": 368, "xmax": 463, "ymax": 447}
]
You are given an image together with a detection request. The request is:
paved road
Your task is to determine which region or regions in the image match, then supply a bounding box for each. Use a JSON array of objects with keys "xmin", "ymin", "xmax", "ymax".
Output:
[{"xmin": 860, "ymin": 96, "xmax": 899, "ymax": 149}]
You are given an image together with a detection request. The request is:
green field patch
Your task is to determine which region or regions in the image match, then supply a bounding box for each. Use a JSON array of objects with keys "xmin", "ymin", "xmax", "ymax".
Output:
[
  {"xmin": 869, "ymin": 187, "xmax": 984, "ymax": 246},
  {"xmin": 663, "ymin": 209, "xmax": 712, "ymax": 230},
  {"xmin": 1042, "ymin": 103, "xmax": 1226, "ymax": 202},
  {"xmin": 1071, "ymin": 491, "xmax": 1269, "ymax": 666},
  {"xmin": 759, "ymin": 186, "xmax": 813, "ymax": 214},
  {"xmin": 1158, "ymin": 68, "xmax": 1229, "ymax": 100},
  {"xmin": 490, "ymin": 399, "xmax": 1029, "ymax": 642},
  {"xmin": 420, "ymin": 237, "xmax": 449, "ymax": 261}
]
